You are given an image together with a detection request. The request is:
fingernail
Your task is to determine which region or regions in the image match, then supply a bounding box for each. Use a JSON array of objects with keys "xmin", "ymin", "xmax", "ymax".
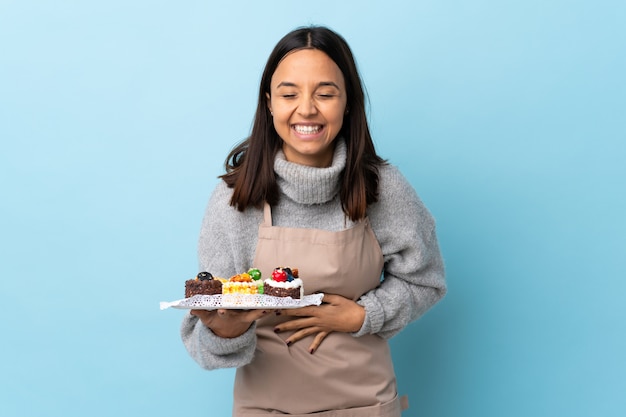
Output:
[
  {"xmin": 286, "ymin": 341, "xmax": 292, "ymax": 346},
  {"xmin": 273, "ymin": 327, "xmax": 280, "ymax": 333},
  {"xmin": 309, "ymin": 348, "xmax": 315, "ymax": 354},
  {"xmin": 275, "ymin": 310, "xmax": 281, "ymax": 316}
]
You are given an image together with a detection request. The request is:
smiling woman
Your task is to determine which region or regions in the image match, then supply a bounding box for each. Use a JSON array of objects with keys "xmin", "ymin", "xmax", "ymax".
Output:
[
  {"xmin": 179, "ymin": 25, "xmax": 446, "ymax": 417},
  {"xmin": 267, "ymin": 49, "xmax": 348, "ymax": 167}
]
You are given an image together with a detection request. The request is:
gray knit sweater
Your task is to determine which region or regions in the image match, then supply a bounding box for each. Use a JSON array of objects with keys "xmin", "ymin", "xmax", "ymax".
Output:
[{"xmin": 180, "ymin": 140, "xmax": 446, "ymax": 370}]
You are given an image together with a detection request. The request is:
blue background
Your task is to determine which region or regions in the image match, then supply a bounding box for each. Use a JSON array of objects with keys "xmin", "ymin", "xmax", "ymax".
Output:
[{"xmin": 1, "ymin": 1, "xmax": 624, "ymax": 416}]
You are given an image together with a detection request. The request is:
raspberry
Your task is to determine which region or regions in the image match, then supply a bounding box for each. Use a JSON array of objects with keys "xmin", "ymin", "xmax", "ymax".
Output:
[{"xmin": 272, "ymin": 269, "xmax": 287, "ymax": 282}]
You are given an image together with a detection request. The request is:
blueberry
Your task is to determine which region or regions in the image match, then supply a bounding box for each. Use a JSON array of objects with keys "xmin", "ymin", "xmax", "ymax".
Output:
[
  {"xmin": 197, "ymin": 271, "xmax": 213, "ymax": 281},
  {"xmin": 284, "ymin": 267, "xmax": 294, "ymax": 282}
]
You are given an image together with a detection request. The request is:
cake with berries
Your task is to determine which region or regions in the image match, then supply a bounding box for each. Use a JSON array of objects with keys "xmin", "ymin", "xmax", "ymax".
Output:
[
  {"xmin": 222, "ymin": 268, "xmax": 264, "ymax": 295},
  {"xmin": 185, "ymin": 272, "xmax": 223, "ymax": 298},
  {"xmin": 264, "ymin": 267, "xmax": 303, "ymax": 299},
  {"xmin": 184, "ymin": 267, "xmax": 304, "ymax": 302}
]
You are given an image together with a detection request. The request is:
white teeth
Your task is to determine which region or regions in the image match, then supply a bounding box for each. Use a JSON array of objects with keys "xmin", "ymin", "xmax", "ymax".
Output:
[{"xmin": 294, "ymin": 125, "xmax": 321, "ymax": 134}]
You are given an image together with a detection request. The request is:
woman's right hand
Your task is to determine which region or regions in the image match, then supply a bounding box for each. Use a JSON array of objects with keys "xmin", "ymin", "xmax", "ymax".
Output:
[{"xmin": 190, "ymin": 309, "xmax": 270, "ymax": 338}]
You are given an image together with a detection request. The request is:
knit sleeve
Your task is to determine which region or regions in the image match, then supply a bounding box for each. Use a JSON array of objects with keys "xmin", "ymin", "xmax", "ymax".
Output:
[
  {"xmin": 354, "ymin": 165, "xmax": 447, "ymax": 339},
  {"xmin": 180, "ymin": 314, "xmax": 257, "ymax": 370},
  {"xmin": 179, "ymin": 181, "xmax": 259, "ymax": 369}
]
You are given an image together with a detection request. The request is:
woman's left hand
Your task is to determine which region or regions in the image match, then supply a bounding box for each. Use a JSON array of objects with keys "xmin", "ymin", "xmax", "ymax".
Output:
[{"xmin": 273, "ymin": 293, "xmax": 365, "ymax": 354}]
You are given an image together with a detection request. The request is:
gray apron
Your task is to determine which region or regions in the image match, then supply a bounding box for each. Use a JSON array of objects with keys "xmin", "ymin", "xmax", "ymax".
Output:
[{"xmin": 232, "ymin": 203, "xmax": 404, "ymax": 416}]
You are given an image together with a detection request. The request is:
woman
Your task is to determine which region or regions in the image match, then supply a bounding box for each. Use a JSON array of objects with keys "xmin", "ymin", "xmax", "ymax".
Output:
[{"xmin": 181, "ymin": 26, "xmax": 446, "ymax": 416}]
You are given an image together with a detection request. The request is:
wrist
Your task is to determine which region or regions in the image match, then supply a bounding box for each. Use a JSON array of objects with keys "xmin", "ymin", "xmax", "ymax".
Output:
[{"xmin": 349, "ymin": 304, "xmax": 366, "ymax": 333}]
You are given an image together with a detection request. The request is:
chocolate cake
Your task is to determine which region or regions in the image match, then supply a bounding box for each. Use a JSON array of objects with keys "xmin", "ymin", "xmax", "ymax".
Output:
[
  {"xmin": 263, "ymin": 267, "xmax": 303, "ymax": 299},
  {"xmin": 185, "ymin": 272, "xmax": 222, "ymax": 298}
]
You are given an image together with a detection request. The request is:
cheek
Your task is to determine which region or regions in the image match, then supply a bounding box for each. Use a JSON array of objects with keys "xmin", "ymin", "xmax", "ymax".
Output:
[
  {"xmin": 328, "ymin": 105, "xmax": 347, "ymax": 126},
  {"xmin": 272, "ymin": 112, "xmax": 292, "ymax": 139},
  {"xmin": 273, "ymin": 113, "xmax": 290, "ymax": 128},
  {"xmin": 272, "ymin": 104, "xmax": 294, "ymax": 122}
]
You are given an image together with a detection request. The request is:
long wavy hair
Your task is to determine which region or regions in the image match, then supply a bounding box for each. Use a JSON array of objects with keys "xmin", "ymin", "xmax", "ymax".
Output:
[{"xmin": 221, "ymin": 26, "xmax": 385, "ymax": 221}]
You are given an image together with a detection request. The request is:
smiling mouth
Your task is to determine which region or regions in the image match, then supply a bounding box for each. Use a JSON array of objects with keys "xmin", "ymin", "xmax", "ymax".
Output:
[{"xmin": 293, "ymin": 124, "xmax": 323, "ymax": 135}]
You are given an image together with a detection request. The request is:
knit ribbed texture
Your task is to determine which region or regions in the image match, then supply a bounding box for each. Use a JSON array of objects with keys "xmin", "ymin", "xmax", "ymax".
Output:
[{"xmin": 274, "ymin": 140, "xmax": 346, "ymax": 205}]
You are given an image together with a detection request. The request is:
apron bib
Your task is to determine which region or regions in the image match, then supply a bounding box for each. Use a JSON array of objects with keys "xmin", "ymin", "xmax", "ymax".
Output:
[{"xmin": 233, "ymin": 204, "xmax": 402, "ymax": 417}]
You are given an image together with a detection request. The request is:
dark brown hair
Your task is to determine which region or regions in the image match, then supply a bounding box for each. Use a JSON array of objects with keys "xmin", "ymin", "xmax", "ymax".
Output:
[{"xmin": 221, "ymin": 26, "xmax": 385, "ymax": 221}]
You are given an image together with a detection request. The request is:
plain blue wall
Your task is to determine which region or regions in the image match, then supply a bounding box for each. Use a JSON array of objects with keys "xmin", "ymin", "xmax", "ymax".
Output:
[{"xmin": 1, "ymin": 1, "xmax": 624, "ymax": 416}]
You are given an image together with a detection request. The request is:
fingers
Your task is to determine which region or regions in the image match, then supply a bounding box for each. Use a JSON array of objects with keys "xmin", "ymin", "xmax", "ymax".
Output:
[
  {"xmin": 309, "ymin": 331, "xmax": 330, "ymax": 354},
  {"xmin": 282, "ymin": 328, "xmax": 331, "ymax": 354},
  {"xmin": 275, "ymin": 316, "xmax": 327, "ymax": 349},
  {"xmin": 192, "ymin": 308, "xmax": 271, "ymax": 322},
  {"xmin": 283, "ymin": 326, "xmax": 324, "ymax": 346},
  {"xmin": 274, "ymin": 294, "xmax": 364, "ymax": 336},
  {"xmin": 276, "ymin": 317, "xmax": 318, "ymax": 334},
  {"xmin": 278, "ymin": 294, "xmax": 340, "ymax": 318},
  {"xmin": 278, "ymin": 306, "xmax": 317, "ymax": 317},
  {"xmin": 190, "ymin": 308, "xmax": 272, "ymax": 339},
  {"xmin": 190, "ymin": 309, "xmax": 216, "ymax": 323},
  {"xmin": 216, "ymin": 308, "xmax": 271, "ymax": 322},
  {"xmin": 321, "ymin": 293, "xmax": 340, "ymax": 304}
]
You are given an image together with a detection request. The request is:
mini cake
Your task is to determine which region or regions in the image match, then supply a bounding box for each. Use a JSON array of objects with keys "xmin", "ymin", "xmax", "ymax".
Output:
[
  {"xmin": 185, "ymin": 272, "xmax": 223, "ymax": 298},
  {"xmin": 264, "ymin": 267, "xmax": 303, "ymax": 299},
  {"xmin": 222, "ymin": 269, "xmax": 264, "ymax": 295}
]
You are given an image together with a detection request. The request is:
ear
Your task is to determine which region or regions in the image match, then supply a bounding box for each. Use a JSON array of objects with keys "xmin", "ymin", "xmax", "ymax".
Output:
[{"xmin": 265, "ymin": 92, "xmax": 272, "ymax": 114}]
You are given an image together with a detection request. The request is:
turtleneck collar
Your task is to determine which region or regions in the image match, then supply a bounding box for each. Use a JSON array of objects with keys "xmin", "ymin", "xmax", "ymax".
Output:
[{"xmin": 274, "ymin": 139, "xmax": 347, "ymax": 205}]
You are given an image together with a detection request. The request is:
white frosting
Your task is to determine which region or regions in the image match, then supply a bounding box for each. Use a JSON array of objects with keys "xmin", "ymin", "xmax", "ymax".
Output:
[
  {"xmin": 265, "ymin": 278, "xmax": 304, "ymax": 298},
  {"xmin": 264, "ymin": 278, "xmax": 303, "ymax": 289}
]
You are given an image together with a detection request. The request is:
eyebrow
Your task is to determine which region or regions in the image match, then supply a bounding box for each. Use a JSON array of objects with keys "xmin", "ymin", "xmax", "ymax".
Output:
[{"xmin": 276, "ymin": 81, "xmax": 341, "ymax": 89}]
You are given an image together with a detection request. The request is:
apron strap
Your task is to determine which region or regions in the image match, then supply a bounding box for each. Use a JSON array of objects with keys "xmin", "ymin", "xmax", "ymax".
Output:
[{"xmin": 263, "ymin": 202, "xmax": 273, "ymax": 226}]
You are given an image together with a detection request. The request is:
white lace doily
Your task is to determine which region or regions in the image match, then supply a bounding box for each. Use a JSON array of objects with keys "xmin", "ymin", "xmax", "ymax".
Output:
[{"xmin": 160, "ymin": 293, "xmax": 324, "ymax": 310}]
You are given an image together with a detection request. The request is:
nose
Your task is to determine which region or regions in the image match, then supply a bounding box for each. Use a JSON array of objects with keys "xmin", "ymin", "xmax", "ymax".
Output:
[{"xmin": 297, "ymin": 96, "xmax": 318, "ymax": 116}]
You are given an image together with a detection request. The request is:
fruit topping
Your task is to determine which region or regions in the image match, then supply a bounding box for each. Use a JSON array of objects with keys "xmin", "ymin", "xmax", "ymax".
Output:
[
  {"xmin": 284, "ymin": 267, "xmax": 295, "ymax": 282},
  {"xmin": 272, "ymin": 268, "xmax": 288, "ymax": 282},
  {"xmin": 247, "ymin": 268, "xmax": 262, "ymax": 281},
  {"xmin": 230, "ymin": 273, "xmax": 252, "ymax": 282},
  {"xmin": 197, "ymin": 271, "xmax": 213, "ymax": 281}
]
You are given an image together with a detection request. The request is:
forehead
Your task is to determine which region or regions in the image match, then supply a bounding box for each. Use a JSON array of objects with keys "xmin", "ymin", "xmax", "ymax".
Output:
[{"xmin": 271, "ymin": 49, "xmax": 345, "ymax": 87}]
